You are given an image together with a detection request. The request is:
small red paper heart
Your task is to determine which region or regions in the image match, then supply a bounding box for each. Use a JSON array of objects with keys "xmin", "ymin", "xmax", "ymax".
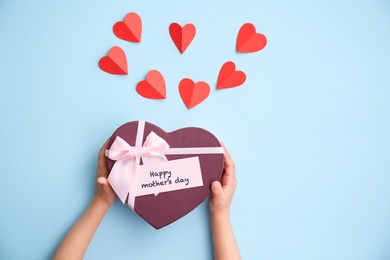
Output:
[
  {"xmin": 136, "ymin": 70, "xmax": 166, "ymax": 99},
  {"xmin": 98, "ymin": 46, "xmax": 128, "ymax": 75},
  {"xmin": 179, "ymin": 78, "xmax": 210, "ymax": 109},
  {"xmin": 169, "ymin": 23, "xmax": 196, "ymax": 54},
  {"xmin": 236, "ymin": 23, "xmax": 267, "ymax": 53},
  {"xmin": 217, "ymin": 61, "xmax": 246, "ymax": 89},
  {"xmin": 113, "ymin": 12, "xmax": 142, "ymax": 42}
]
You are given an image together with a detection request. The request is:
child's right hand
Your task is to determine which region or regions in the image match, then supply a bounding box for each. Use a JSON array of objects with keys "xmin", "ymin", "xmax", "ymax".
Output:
[{"xmin": 209, "ymin": 143, "xmax": 237, "ymax": 216}]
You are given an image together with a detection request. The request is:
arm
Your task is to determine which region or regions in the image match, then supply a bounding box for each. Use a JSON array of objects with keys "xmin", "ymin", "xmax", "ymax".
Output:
[
  {"xmin": 52, "ymin": 140, "xmax": 116, "ymax": 260},
  {"xmin": 209, "ymin": 144, "xmax": 241, "ymax": 260}
]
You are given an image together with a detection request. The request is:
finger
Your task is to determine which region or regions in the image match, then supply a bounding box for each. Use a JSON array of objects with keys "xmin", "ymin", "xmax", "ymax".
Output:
[
  {"xmin": 97, "ymin": 177, "xmax": 113, "ymax": 192},
  {"xmin": 221, "ymin": 143, "xmax": 235, "ymax": 172},
  {"xmin": 98, "ymin": 139, "xmax": 109, "ymax": 162},
  {"xmin": 220, "ymin": 143, "xmax": 236, "ymax": 184},
  {"xmin": 97, "ymin": 139, "xmax": 109, "ymax": 177},
  {"xmin": 211, "ymin": 181, "xmax": 223, "ymax": 197},
  {"xmin": 97, "ymin": 176, "xmax": 107, "ymax": 185}
]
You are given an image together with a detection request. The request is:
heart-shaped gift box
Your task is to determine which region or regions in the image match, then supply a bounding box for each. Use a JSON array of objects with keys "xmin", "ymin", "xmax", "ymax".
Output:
[{"xmin": 106, "ymin": 121, "xmax": 224, "ymax": 229}]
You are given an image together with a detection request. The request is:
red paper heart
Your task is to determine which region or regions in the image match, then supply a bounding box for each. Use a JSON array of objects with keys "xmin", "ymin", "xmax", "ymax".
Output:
[
  {"xmin": 169, "ymin": 23, "xmax": 196, "ymax": 54},
  {"xmin": 179, "ymin": 78, "xmax": 210, "ymax": 109},
  {"xmin": 113, "ymin": 12, "xmax": 142, "ymax": 42},
  {"xmin": 236, "ymin": 23, "xmax": 267, "ymax": 53},
  {"xmin": 98, "ymin": 46, "xmax": 128, "ymax": 75},
  {"xmin": 107, "ymin": 121, "xmax": 224, "ymax": 229},
  {"xmin": 217, "ymin": 61, "xmax": 246, "ymax": 89},
  {"xmin": 136, "ymin": 70, "xmax": 166, "ymax": 99}
]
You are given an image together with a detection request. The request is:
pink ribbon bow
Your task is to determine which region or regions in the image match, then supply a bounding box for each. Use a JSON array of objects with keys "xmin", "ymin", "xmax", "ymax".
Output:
[{"xmin": 106, "ymin": 131, "xmax": 170, "ymax": 209}]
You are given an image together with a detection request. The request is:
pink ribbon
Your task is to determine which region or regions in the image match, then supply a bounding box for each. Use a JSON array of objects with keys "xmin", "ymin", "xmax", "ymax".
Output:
[{"xmin": 106, "ymin": 131, "xmax": 170, "ymax": 209}]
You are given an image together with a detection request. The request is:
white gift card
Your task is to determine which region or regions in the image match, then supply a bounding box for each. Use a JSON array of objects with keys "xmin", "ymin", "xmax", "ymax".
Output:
[{"xmin": 135, "ymin": 156, "xmax": 204, "ymax": 196}]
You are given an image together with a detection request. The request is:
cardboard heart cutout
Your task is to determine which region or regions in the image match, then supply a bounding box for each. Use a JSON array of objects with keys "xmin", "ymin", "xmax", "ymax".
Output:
[
  {"xmin": 98, "ymin": 46, "xmax": 128, "ymax": 75},
  {"xmin": 217, "ymin": 61, "xmax": 246, "ymax": 89},
  {"xmin": 236, "ymin": 23, "xmax": 267, "ymax": 53},
  {"xmin": 169, "ymin": 23, "xmax": 196, "ymax": 54},
  {"xmin": 106, "ymin": 121, "xmax": 224, "ymax": 229},
  {"xmin": 136, "ymin": 70, "xmax": 166, "ymax": 99},
  {"xmin": 179, "ymin": 78, "xmax": 210, "ymax": 109},
  {"xmin": 113, "ymin": 12, "xmax": 142, "ymax": 42}
]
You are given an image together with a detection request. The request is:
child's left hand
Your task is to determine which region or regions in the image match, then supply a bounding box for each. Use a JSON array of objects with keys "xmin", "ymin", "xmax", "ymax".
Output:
[{"xmin": 94, "ymin": 140, "xmax": 116, "ymax": 205}]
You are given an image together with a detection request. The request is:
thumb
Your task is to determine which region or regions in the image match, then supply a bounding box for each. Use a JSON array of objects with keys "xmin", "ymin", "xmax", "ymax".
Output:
[
  {"xmin": 211, "ymin": 181, "xmax": 223, "ymax": 197},
  {"xmin": 97, "ymin": 176, "xmax": 107, "ymax": 185},
  {"xmin": 97, "ymin": 177, "xmax": 111, "ymax": 191}
]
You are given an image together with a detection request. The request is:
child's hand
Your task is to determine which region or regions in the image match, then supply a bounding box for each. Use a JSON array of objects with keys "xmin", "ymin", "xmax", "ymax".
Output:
[
  {"xmin": 53, "ymin": 140, "xmax": 117, "ymax": 260},
  {"xmin": 209, "ymin": 143, "xmax": 237, "ymax": 216},
  {"xmin": 94, "ymin": 140, "xmax": 116, "ymax": 206}
]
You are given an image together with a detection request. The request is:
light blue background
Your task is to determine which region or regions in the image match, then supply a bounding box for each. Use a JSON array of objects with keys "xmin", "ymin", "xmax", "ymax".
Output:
[{"xmin": 1, "ymin": 0, "xmax": 390, "ymax": 259}]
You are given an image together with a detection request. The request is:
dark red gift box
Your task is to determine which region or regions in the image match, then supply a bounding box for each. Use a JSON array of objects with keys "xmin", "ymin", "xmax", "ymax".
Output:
[{"xmin": 106, "ymin": 121, "xmax": 224, "ymax": 229}]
